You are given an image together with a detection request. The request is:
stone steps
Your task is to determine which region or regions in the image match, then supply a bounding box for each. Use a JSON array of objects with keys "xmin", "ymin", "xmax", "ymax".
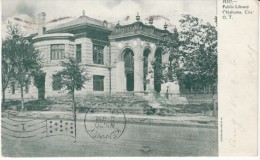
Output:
[
  {"xmin": 47, "ymin": 96, "xmax": 147, "ymax": 115},
  {"xmin": 47, "ymin": 94, "xmax": 212, "ymax": 115}
]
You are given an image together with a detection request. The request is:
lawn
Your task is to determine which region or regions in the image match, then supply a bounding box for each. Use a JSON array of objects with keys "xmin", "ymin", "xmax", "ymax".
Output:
[{"xmin": 3, "ymin": 94, "xmax": 214, "ymax": 116}]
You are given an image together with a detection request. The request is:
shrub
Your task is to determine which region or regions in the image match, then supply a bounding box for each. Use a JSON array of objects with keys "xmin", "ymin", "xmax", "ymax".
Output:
[{"xmin": 25, "ymin": 99, "xmax": 52, "ymax": 111}]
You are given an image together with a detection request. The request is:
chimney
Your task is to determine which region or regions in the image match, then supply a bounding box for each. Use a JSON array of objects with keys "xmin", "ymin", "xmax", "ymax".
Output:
[{"xmin": 37, "ymin": 12, "xmax": 46, "ymax": 35}]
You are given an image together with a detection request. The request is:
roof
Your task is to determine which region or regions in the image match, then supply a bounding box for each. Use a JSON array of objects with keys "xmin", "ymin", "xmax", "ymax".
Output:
[{"xmin": 46, "ymin": 14, "xmax": 111, "ymax": 33}]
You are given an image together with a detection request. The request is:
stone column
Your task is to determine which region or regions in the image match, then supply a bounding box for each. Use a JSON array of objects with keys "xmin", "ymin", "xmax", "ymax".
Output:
[
  {"xmin": 116, "ymin": 61, "xmax": 125, "ymax": 92},
  {"xmin": 146, "ymin": 51, "xmax": 154, "ymax": 92},
  {"xmin": 122, "ymin": 63, "xmax": 126, "ymax": 92},
  {"xmin": 134, "ymin": 48, "xmax": 144, "ymax": 92}
]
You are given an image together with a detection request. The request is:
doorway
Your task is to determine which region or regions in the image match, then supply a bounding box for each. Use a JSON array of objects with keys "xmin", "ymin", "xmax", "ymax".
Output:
[
  {"xmin": 154, "ymin": 48, "xmax": 163, "ymax": 93},
  {"xmin": 123, "ymin": 48, "xmax": 134, "ymax": 91},
  {"xmin": 143, "ymin": 48, "xmax": 151, "ymax": 91}
]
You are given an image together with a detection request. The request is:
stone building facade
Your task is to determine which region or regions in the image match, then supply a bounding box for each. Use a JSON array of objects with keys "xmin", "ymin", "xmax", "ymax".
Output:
[{"xmin": 6, "ymin": 12, "xmax": 180, "ymax": 99}]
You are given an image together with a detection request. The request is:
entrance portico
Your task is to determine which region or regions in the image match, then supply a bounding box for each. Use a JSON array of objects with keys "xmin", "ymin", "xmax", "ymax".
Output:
[
  {"xmin": 109, "ymin": 13, "xmax": 179, "ymax": 94},
  {"xmin": 118, "ymin": 45, "xmax": 145, "ymax": 92},
  {"xmin": 115, "ymin": 43, "xmax": 162, "ymax": 93}
]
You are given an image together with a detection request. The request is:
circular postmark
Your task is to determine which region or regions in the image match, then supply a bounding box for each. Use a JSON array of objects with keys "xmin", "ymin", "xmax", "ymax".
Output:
[{"xmin": 84, "ymin": 103, "xmax": 126, "ymax": 142}]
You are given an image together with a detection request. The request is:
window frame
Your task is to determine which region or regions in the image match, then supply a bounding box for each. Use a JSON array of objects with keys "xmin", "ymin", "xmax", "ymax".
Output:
[
  {"xmin": 93, "ymin": 44, "xmax": 104, "ymax": 65},
  {"xmin": 51, "ymin": 44, "xmax": 65, "ymax": 60},
  {"xmin": 52, "ymin": 74, "xmax": 62, "ymax": 91},
  {"xmin": 76, "ymin": 44, "xmax": 82, "ymax": 63},
  {"xmin": 93, "ymin": 75, "xmax": 105, "ymax": 91}
]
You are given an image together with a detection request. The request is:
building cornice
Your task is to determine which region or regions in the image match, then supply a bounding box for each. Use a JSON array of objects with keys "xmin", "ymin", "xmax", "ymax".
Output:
[
  {"xmin": 46, "ymin": 24, "xmax": 112, "ymax": 34},
  {"xmin": 44, "ymin": 63, "xmax": 112, "ymax": 69},
  {"xmin": 32, "ymin": 33, "xmax": 75, "ymax": 43},
  {"xmin": 109, "ymin": 21, "xmax": 176, "ymax": 43}
]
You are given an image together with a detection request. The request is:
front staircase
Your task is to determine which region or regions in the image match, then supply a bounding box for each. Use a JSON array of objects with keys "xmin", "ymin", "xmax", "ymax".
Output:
[
  {"xmin": 48, "ymin": 94, "xmax": 148, "ymax": 115},
  {"xmin": 46, "ymin": 92, "xmax": 213, "ymax": 116}
]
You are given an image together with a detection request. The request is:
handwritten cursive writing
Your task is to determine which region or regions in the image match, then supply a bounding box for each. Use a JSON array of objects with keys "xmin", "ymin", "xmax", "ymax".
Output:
[{"xmin": 229, "ymin": 119, "xmax": 245, "ymax": 147}]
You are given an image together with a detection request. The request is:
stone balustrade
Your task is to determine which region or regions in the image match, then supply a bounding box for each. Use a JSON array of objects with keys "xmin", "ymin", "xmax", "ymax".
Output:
[{"xmin": 111, "ymin": 22, "xmax": 174, "ymax": 41}]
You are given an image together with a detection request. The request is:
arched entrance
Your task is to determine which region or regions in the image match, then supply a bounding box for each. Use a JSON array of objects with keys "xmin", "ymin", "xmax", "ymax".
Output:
[
  {"xmin": 143, "ymin": 48, "xmax": 151, "ymax": 91},
  {"xmin": 123, "ymin": 48, "xmax": 134, "ymax": 91},
  {"xmin": 154, "ymin": 48, "xmax": 163, "ymax": 93}
]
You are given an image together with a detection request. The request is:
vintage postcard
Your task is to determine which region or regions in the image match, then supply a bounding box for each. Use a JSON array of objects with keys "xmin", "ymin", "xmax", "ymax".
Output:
[{"xmin": 0, "ymin": 0, "xmax": 258, "ymax": 157}]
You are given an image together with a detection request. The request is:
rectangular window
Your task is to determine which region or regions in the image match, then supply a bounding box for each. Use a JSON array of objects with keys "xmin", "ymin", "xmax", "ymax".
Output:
[
  {"xmin": 93, "ymin": 75, "xmax": 104, "ymax": 91},
  {"xmin": 93, "ymin": 45, "xmax": 104, "ymax": 64},
  {"xmin": 76, "ymin": 44, "xmax": 82, "ymax": 63},
  {"xmin": 11, "ymin": 82, "xmax": 15, "ymax": 94},
  {"xmin": 52, "ymin": 74, "xmax": 62, "ymax": 91},
  {"xmin": 51, "ymin": 44, "xmax": 65, "ymax": 60}
]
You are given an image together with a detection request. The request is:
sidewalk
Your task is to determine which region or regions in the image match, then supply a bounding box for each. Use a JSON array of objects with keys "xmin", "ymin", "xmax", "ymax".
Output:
[{"xmin": 2, "ymin": 110, "xmax": 217, "ymax": 128}]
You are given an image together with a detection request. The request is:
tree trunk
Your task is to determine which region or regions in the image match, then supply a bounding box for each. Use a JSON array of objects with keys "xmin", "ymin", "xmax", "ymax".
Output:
[
  {"xmin": 72, "ymin": 90, "xmax": 77, "ymax": 142},
  {"xmin": 20, "ymin": 85, "xmax": 25, "ymax": 111},
  {"xmin": 2, "ymin": 88, "xmax": 6, "ymax": 111},
  {"xmin": 72, "ymin": 90, "xmax": 75, "ymax": 113},
  {"xmin": 169, "ymin": 61, "xmax": 172, "ymax": 82},
  {"xmin": 211, "ymin": 84, "xmax": 217, "ymax": 117}
]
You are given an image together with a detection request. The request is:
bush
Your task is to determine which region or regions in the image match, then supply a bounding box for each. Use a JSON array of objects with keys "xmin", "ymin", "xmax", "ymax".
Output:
[
  {"xmin": 143, "ymin": 105, "xmax": 156, "ymax": 115},
  {"xmin": 25, "ymin": 99, "xmax": 52, "ymax": 111},
  {"xmin": 78, "ymin": 107, "xmax": 89, "ymax": 113},
  {"xmin": 177, "ymin": 103, "xmax": 213, "ymax": 113},
  {"xmin": 4, "ymin": 100, "xmax": 24, "ymax": 111}
]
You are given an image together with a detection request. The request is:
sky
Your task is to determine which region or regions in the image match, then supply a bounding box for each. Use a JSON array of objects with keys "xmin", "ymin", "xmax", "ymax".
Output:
[{"xmin": 1, "ymin": 0, "xmax": 217, "ymax": 34}]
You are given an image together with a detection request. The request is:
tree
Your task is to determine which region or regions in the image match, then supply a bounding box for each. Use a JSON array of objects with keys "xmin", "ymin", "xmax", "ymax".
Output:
[
  {"xmin": 159, "ymin": 14, "xmax": 217, "ymax": 94},
  {"xmin": 2, "ymin": 22, "xmax": 22, "ymax": 110},
  {"xmin": 153, "ymin": 15, "xmax": 217, "ymax": 116},
  {"xmin": 57, "ymin": 57, "xmax": 87, "ymax": 104},
  {"xmin": 2, "ymin": 39, "xmax": 15, "ymax": 109},
  {"xmin": 33, "ymin": 70, "xmax": 46, "ymax": 100},
  {"xmin": 177, "ymin": 14, "xmax": 217, "ymax": 93},
  {"xmin": 2, "ymin": 22, "xmax": 42, "ymax": 111},
  {"xmin": 57, "ymin": 57, "xmax": 87, "ymax": 142},
  {"xmin": 151, "ymin": 26, "xmax": 180, "ymax": 88}
]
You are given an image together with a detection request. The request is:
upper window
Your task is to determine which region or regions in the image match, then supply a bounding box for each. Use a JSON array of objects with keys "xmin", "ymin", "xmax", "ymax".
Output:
[
  {"xmin": 93, "ymin": 45, "xmax": 104, "ymax": 64},
  {"xmin": 76, "ymin": 44, "xmax": 82, "ymax": 63},
  {"xmin": 51, "ymin": 44, "xmax": 65, "ymax": 60}
]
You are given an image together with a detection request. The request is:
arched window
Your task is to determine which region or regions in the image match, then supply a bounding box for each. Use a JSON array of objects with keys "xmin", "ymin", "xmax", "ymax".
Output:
[
  {"xmin": 154, "ymin": 48, "xmax": 163, "ymax": 93},
  {"xmin": 123, "ymin": 48, "xmax": 134, "ymax": 91}
]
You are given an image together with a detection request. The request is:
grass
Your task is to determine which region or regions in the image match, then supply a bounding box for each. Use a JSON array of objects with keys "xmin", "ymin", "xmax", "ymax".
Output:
[
  {"xmin": 4, "ymin": 99, "xmax": 53, "ymax": 111},
  {"xmin": 143, "ymin": 103, "xmax": 214, "ymax": 115},
  {"xmin": 25, "ymin": 99, "xmax": 53, "ymax": 111},
  {"xmin": 3, "ymin": 95, "xmax": 214, "ymax": 116},
  {"xmin": 178, "ymin": 103, "xmax": 213, "ymax": 113}
]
